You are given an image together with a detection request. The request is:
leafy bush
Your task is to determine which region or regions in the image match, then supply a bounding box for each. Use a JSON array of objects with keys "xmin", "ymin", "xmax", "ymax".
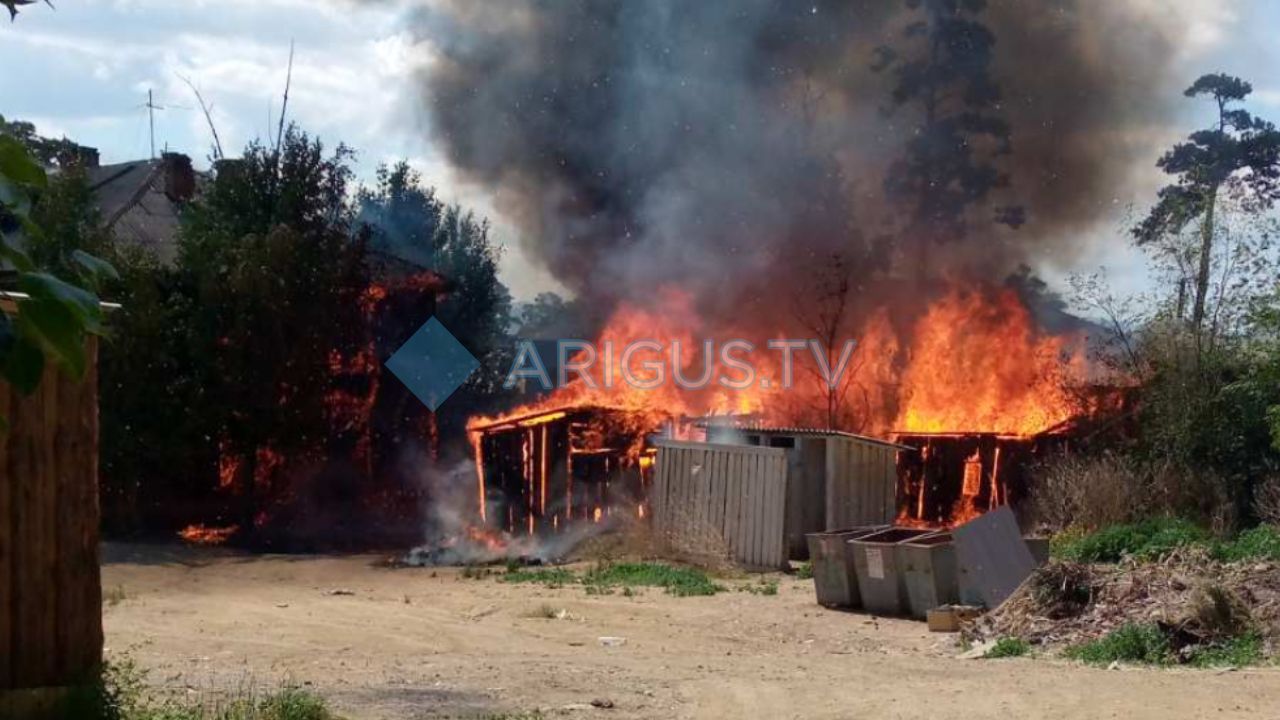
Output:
[
  {"xmin": 583, "ymin": 562, "xmax": 723, "ymax": 597},
  {"xmin": 1212, "ymin": 525, "xmax": 1280, "ymax": 561},
  {"xmin": 1054, "ymin": 518, "xmax": 1209, "ymax": 563},
  {"xmin": 985, "ymin": 637, "xmax": 1031, "ymax": 658},
  {"xmin": 795, "ymin": 561, "xmax": 813, "ymax": 580},
  {"xmin": 1064, "ymin": 623, "xmax": 1170, "ymax": 665}
]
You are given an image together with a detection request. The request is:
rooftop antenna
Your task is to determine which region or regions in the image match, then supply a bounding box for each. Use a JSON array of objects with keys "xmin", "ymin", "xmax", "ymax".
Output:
[{"xmin": 143, "ymin": 89, "xmax": 164, "ymax": 160}]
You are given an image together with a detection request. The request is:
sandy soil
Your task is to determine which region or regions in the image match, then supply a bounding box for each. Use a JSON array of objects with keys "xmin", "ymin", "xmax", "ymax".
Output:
[{"xmin": 102, "ymin": 543, "xmax": 1280, "ymax": 720}]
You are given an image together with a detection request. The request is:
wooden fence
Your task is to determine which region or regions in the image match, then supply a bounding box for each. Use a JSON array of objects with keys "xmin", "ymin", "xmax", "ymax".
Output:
[
  {"xmin": 0, "ymin": 338, "xmax": 102, "ymax": 704},
  {"xmin": 651, "ymin": 441, "xmax": 789, "ymax": 570},
  {"xmin": 825, "ymin": 434, "xmax": 900, "ymax": 530}
]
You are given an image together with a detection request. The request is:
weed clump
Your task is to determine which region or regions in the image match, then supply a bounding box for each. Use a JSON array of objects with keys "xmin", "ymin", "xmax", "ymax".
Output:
[
  {"xmin": 1064, "ymin": 623, "xmax": 1171, "ymax": 665},
  {"xmin": 583, "ymin": 562, "xmax": 723, "ymax": 597},
  {"xmin": 984, "ymin": 637, "xmax": 1031, "ymax": 658}
]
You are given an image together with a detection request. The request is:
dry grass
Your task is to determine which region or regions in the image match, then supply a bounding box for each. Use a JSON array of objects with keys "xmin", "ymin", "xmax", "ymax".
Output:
[
  {"xmin": 573, "ymin": 510, "xmax": 738, "ymax": 577},
  {"xmin": 1032, "ymin": 454, "xmax": 1236, "ymax": 533},
  {"xmin": 1254, "ymin": 476, "xmax": 1280, "ymax": 526}
]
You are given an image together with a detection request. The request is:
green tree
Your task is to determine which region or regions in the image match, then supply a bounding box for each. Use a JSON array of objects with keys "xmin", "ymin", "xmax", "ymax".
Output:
[
  {"xmin": 179, "ymin": 126, "xmax": 371, "ymax": 531},
  {"xmin": 356, "ymin": 162, "xmax": 514, "ymax": 442},
  {"xmin": 1134, "ymin": 73, "xmax": 1280, "ymax": 335},
  {"xmin": 0, "ymin": 128, "xmax": 112, "ymax": 410}
]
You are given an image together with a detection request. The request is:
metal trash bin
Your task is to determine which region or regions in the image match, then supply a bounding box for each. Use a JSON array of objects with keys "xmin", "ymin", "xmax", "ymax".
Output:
[
  {"xmin": 900, "ymin": 532, "xmax": 960, "ymax": 619},
  {"xmin": 849, "ymin": 527, "xmax": 939, "ymax": 616},
  {"xmin": 805, "ymin": 525, "xmax": 889, "ymax": 608}
]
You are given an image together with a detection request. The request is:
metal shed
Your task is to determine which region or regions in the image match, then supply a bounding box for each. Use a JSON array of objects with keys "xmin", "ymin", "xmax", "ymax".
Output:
[
  {"xmin": 651, "ymin": 440, "xmax": 790, "ymax": 569},
  {"xmin": 703, "ymin": 425, "xmax": 904, "ymax": 558}
]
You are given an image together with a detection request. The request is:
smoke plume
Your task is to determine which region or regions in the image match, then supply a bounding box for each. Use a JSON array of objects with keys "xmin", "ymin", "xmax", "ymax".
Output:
[{"xmin": 405, "ymin": 0, "xmax": 1187, "ymax": 318}]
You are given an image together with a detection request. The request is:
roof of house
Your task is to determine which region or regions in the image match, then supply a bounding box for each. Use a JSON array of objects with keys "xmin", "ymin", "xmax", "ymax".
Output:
[{"xmin": 87, "ymin": 157, "xmax": 194, "ymax": 265}]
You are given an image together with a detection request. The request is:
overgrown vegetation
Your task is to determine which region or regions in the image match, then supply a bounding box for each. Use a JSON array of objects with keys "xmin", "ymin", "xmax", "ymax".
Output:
[
  {"xmin": 1052, "ymin": 520, "xmax": 1280, "ymax": 564},
  {"xmin": 1064, "ymin": 623, "xmax": 1171, "ymax": 665},
  {"xmin": 1062, "ymin": 621, "xmax": 1264, "ymax": 668},
  {"xmin": 1053, "ymin": 518, "xmax": 1209, "ymax": 563}
]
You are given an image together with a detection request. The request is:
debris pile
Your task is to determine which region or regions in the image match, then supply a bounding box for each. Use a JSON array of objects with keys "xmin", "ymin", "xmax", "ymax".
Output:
[{"xmin": 971, "ymin": 549, "xmax": 1280, "ymax": 655}]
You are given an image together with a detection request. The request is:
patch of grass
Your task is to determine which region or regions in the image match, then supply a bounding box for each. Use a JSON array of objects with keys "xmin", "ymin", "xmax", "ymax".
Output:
[
  {"xmin": 1054, "ymin": 518, "xmax": 1209, "ymax": 563},
  {"xmin": 739, "ymin": 578, "xmax": 778, "ymax": 596},
  {"xmin": 72, "ymin": 658, "xmax": 339, "ymax": 720},
  {"xmin": 984, "ymin": 637, "xmax": 1031, "ymax": 658},
  {"xmin": 1213, "ymin": 525, "xmax": 1280, "ymax": 562},
  {"xmin": 795, "ymin": 561, "xmax": 813, "ymax": 580},
  {"xmin": 500, "ymin": 567, "xmax": 575, "ymax": 587},
  {"xmin": 583, "ymin": 562, "xmax": 723, "ymax": 597},
  {"xmin": 1185, "ymin": 633, "xmax": 1265, "ymax": 668},
  {"xmin": 1063, "ymin": 623, "xmax": 1170, "ymax": 665}
]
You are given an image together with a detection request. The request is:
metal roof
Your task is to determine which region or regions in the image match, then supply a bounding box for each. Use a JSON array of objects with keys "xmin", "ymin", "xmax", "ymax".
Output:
[{"xmin": 703, "ymin": 421, "xmax": 912, "ymax": 450}]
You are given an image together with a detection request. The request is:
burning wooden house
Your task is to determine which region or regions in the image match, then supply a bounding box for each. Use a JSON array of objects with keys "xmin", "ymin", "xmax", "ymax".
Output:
[
  {"xmin": 891, "ymin": 430, "xmax": 1069, "ymax": 527},
  {"xmin": 469, "ymin": 405, "xmax": 662, "ymax": 534}
]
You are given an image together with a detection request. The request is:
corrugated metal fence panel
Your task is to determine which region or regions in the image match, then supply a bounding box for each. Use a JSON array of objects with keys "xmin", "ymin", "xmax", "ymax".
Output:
[
  {"xmin": 653, "ymin": 441, "xmax": 788, "ymax": 569},
  {"xmin": 826, "ymin": 436, "xmax": 899, "ymax": 529}
]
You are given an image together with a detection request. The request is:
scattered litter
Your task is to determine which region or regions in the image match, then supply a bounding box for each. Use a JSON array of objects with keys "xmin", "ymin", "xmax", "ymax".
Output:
[
  {"xmin": 591, "ymin": 698, "xmax": 615, "ymax": 709},
  {"xmin": 598, "ymin": 636, "xmax": 627, "ymax": 647},
  {"xmin": 326, "ymin": 588, "xmax": 355, "ymax": 596},
  {"xmin": 275, "ymin": 602, "xmax": 289, "ymax": 608},
  {"xmin": 957, "ymin": 640, "xmax": 996, "ymax": 660}
]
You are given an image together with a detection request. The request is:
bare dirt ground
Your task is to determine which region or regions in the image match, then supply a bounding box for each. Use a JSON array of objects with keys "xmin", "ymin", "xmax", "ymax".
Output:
[{"xmin": 103, "ymin": 543, "xmax": 1280, "ymax": 720}]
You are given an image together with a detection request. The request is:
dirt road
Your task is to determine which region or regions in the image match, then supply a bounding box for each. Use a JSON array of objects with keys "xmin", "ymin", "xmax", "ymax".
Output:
[{"xmin": 102, "ymin": 544, "xmax": 1280, "ymax": 719}]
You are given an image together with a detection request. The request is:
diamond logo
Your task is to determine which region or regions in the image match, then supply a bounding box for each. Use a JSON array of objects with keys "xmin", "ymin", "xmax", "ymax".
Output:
[{"xmin": 384, "ymin": 317, "xmax": 480, "ymax": 411}]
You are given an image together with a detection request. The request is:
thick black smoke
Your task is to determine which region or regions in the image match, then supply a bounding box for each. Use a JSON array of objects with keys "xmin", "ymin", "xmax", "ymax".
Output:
[{"xmin": 408, "ymin": 0, "xmax": 1183, "ymax": 318}]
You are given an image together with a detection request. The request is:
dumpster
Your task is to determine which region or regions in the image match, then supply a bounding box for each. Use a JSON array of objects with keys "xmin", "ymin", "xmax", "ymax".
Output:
[
  {"xmin": 805, "ymin": 525, "xmax": 889, "ymax": 608},
  {"xmin": 900, "ymin": 532, "xmax": 960, "ymax": 619},
  {"xmin": 849, "ymin": 527, "xmax": 939, "ymax": 616}
]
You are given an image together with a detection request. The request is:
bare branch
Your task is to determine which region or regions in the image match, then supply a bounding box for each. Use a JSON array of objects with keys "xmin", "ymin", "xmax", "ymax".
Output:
[
  {"xmin": 275, "ymin": 39, "xmax": 295, "ymax": 153},
  {"xmin": 178, "ymin": 74, "xmax": 224, "ymax": 161}
]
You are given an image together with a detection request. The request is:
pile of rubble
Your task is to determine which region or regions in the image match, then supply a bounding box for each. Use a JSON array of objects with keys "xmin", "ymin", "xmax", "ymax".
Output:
[{"xmin": 970, "ymin": 548, "xmax": 1280, "ymax": 653}]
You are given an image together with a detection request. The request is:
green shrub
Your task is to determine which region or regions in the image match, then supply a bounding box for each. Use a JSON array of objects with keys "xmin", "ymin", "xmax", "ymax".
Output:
[
  {"xmin": 583, "ymin": 562, "xmax": 722, "ymax": 597},
  {"xmin": 1185, "ymin": 633, "xmax": 1264, "ymax": 668},
  {"xmin": 1054, "ymin": 518, "xmax": 1209, "ymax": 563},
  {"xmin": 1213, "ymin": 525, "xmax": 1280, "ymax": 561},
  {"xmin": 984, "ymin": 637, "xmax": 1031, "ymax": 658},
  {"xmin": 795, "ymin": 562, "xmax": 813, "ymax": 580},
  {"xmin": 1064, "ymin": 623, "xmax": 1170, "ymax": 665}
]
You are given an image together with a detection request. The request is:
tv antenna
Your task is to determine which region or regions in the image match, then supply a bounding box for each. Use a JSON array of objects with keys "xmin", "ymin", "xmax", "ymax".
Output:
[{"xmin": 143, "ymin": 89, "xmax": 164, "ymax": 160}]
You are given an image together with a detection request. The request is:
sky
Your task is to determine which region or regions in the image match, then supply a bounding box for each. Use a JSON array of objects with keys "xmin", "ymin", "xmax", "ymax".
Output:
[{"xmin": 2, "ymin": 0, "xmax": 1279, "ymax": 302}]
